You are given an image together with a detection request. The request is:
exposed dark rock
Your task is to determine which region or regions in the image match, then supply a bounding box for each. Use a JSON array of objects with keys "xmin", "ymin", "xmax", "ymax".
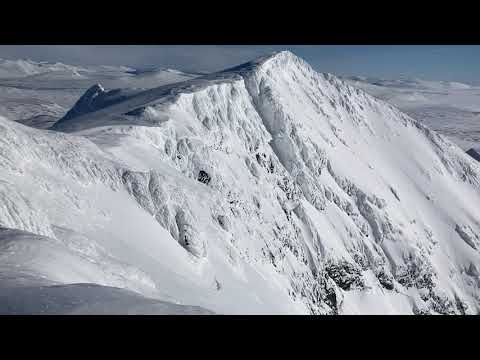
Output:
[
  {"xmin": 428, "ymin": 291, "xmax": 457, "ymax": 315},
  {"xmin": 197, "ymin": 170, "xmax": 211, "ymax": 185},
  {"xmin": 255, "ymin": 153, "xmax": 266, "ymax": 167},
  {"xmin": 466, "ymin": 148, "xmax": 480, "ymax": 162},
  {"xmin": 324, "ymin": 284, "xmax": 338, "ymax": 313},
  {"xmin": 214, "ymin": 278, "xmax": 222, "ymax": 291},
  {"xmin": 377, "ymin": 270, "xmax": 394, "ymax": 290},
  {"xmin": 455, "ymin": 295, "xmax": 468, "ymax": 315},
  {"xmin": 390, "ymin": 186, "xmax": 400, "ymax": 201},
  {"xmin": 217, "ymin": 215, "xmax": 231, "ymax": 232},
  {"xmin": 325, "ymin": 261, "xmax": 364, "ymax": 291},
  {"xmin": 395, "ymin": 254, "xmax": 435, "ymax": 290}
]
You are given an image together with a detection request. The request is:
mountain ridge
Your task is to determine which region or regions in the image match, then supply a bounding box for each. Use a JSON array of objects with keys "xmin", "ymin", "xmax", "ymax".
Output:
[
  {"xmin": 1, "ymin": 51, "xmax": 480, "ymax": 314},
  {"xmin": 51, "ymin": 51, "xmax": 371, "ymax": 132}
]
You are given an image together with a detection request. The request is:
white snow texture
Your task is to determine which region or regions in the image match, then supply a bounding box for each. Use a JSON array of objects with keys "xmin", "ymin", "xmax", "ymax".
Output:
[{"xmin": 1, "ymin": 51, "xmax": 480, "ymax": 314}]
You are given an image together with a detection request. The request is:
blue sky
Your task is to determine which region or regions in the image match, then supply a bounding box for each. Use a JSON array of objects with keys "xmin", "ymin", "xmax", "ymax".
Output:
[{"xmin": 1, "ymin": 45, "xmax": 479, "ymax": 84}]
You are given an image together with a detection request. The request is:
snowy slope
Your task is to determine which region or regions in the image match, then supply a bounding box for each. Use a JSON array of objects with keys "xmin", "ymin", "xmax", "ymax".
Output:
[
  {"xmin": 0, "ymin": 283, "xmax": 213, "ymax": 315},
  {"xmin": 346, "ymin": 76, "xmax": 480, "ymax": 150},
  {"xmin": 1, "ymin": 51, "xmax": 480, "ymax": 314}
]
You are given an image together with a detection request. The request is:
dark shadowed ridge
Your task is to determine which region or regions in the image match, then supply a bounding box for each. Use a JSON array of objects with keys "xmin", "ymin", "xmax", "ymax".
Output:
[{"xmin": 466, "ymin": 148, "xmax": 480, "ymax": 162}]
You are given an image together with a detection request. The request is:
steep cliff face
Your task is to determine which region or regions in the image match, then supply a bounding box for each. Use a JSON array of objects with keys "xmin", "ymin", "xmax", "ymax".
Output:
[{"xmin": 1, "ymin": 51, "xmax": 480, "ymax": 314}]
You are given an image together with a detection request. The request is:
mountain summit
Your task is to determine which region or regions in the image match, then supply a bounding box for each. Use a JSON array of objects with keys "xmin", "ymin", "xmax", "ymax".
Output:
[{"xmin": 1, "ymin": 51, "xmax": 480, "ymax": 314}]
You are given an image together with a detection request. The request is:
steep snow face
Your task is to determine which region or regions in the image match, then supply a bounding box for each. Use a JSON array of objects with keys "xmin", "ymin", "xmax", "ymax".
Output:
[
  {"xmin": 1, "ymin": 51, "xmax": 480, "ymax": 314},
  {"xmin": 240, "ymin": 52, "xmax": 480, "ymax": 314}
]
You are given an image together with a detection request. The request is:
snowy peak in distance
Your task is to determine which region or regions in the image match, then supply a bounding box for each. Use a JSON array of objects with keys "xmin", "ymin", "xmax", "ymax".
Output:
[
  {"xmin": 344, "ymin": 74, "xmax": 480, "ymax": 151},
  {"xmin": 54, "ymin": 83, "xmax": 144, "ymax": 126},
  {"xmin": 0, "ymin": 57, "xmax": 140, "ymax": 81},
  {"xmin": 60, "ymin": 83, "xmax": 107, "ymax": 120},
  {"xmin": 0, "ymin": 58, "xmax": 88, "ymax": 79},
  {"xmin": 345, "ymin": 75, "xmax": 473, "ymax": 91}
]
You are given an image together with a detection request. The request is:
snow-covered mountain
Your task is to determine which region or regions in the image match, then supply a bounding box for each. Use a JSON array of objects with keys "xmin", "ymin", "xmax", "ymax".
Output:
[
  {"xmin": 345, "ymin": 76, "xmax": 480, "ymax": 150},
  {"xmin": 1, "ymin": 51, "xmax": 480, "ymax": 314},
  {"xmin": 0, "ymin": 58, "xmax": 89, "ymax": 79},
  {"xmin": 0, "ymin": 59, "xmax": 199, "ymax": 127}
]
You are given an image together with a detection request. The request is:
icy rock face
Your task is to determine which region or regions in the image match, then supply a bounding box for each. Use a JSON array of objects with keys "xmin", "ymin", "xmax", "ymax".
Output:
[{"xmin": 1, "ymin": 51, "xmax": 480, "ymax": 314}]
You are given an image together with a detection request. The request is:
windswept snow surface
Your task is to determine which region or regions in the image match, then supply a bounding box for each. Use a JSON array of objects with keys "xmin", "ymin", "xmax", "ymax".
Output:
[
  {"xmin": 1, "ymin": 51, "xmax": 480, "ymax": 314},
  {"xmin": 0, "ymin": 283, "xmax": 213, "ymax": 315}
]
